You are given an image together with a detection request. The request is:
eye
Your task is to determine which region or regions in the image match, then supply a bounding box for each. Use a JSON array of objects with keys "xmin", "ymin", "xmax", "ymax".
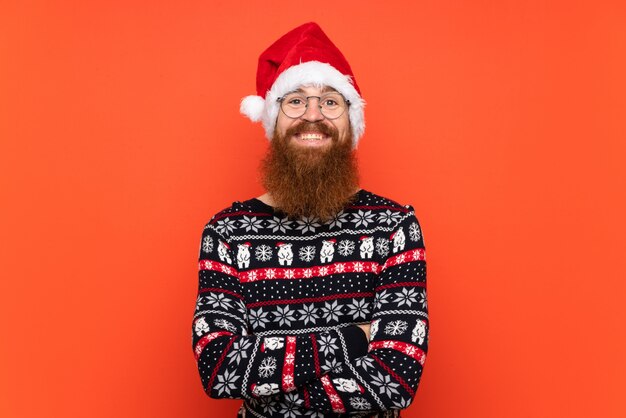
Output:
[
  {"xmin": 284, "ymin": 95, "xmax": 306, "ymax": 106},
  {"xmin": 321, "ymin": 94, "xmax": 342, "ymax": 107},
  {"xmin": 288, "ymin": 98, "xmax": 303, "ymax": 105}
]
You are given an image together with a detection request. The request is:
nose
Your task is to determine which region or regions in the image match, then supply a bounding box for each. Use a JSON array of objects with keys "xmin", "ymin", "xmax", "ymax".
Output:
[{"xmin": 301, "ymin": 97, "xmax": 324, "ymax": 122}]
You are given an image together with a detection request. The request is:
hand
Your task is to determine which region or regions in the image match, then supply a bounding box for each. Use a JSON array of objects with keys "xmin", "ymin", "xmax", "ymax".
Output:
[{"xmin": 357, "ymin": 323, "xmax": 371, "ymax": 341}]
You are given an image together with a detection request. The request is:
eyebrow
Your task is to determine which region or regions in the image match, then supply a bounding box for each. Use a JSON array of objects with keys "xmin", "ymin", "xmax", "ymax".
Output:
[{"xmin": 293, "ymin": 86, "xmax": 338, "ymax": 94}]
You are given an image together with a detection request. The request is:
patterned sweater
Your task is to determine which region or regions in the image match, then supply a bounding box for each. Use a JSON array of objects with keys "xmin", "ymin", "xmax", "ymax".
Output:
[{"xmin": 192, "ymin": 189, "xmax": 428, "ymax": 417}]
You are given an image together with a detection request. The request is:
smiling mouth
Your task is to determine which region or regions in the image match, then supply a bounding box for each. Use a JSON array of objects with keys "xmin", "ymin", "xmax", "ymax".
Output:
[{"xmin": 296, "ymin": 132, "xmax": 328, "ymax": 141}]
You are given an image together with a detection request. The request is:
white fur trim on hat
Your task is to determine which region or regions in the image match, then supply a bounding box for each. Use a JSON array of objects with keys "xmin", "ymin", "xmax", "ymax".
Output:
[
  {"xmin": 240, "ymin": 61, "xmax": 366, "ymax": 148},
  {"xmin": 240, "ymin": 95, "xmax": 265, "ymax": 122}
]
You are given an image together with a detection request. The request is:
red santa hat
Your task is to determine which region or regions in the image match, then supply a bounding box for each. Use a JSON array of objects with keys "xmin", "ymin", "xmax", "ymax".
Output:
[{"xmin": 240, "ymin": 22, "xmax": 366, "ymax": 148}]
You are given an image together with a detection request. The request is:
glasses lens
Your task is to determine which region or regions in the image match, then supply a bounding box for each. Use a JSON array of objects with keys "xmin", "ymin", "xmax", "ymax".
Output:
[
  {"xmin": 319, "ymin": 93, "xmax": 346, "ymax": 119},
  {"xmin": 279, "ymin": 92, "xmax": 348, "ymax": 119},
  {"xmin": 281, "ymin": 93, "xmax": 307, "ymax": 118}
]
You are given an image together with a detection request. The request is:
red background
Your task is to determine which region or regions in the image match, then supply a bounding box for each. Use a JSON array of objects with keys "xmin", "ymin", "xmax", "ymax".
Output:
[{"xmin": 1, "ymin": 1, "xmax": 625, "ymax": 417}]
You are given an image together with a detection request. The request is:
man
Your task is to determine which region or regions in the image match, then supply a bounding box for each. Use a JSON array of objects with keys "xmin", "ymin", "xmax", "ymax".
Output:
[{"xmin": 192, "ymin": 22, "xmax": 428, "ymax": 417}]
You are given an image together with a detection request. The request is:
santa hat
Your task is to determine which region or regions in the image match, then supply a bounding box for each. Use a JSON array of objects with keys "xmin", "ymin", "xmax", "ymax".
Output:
[{"xmin": 240, "ymin": 22, "xmax": 366, "ymax": 148}]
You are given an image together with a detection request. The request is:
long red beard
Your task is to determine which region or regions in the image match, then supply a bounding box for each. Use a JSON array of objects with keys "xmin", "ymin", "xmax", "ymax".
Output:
[{"xmin": 260, "ymin": 122, "xmax": 360, "ymax": 222}]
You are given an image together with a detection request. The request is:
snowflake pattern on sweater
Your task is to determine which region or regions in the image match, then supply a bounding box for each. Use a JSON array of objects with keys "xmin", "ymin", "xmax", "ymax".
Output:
[{"xmin": 192, "ymin": 189, "xmax": 428, "ymax": 417}]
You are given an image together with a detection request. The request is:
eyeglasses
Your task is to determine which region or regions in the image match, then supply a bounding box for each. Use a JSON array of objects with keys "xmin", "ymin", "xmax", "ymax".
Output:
[{"xmin": 277, "ymin": 92, "xmax": 350, "ymax": 120}]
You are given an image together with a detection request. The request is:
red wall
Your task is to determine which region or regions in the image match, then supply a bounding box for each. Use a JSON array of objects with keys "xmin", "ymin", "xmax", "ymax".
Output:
[{"xmin": 1, "ymin": 1, "xmax": 625, "ymax": 417}]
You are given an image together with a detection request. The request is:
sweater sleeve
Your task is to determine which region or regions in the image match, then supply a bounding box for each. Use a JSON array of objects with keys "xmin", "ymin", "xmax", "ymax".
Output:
[
  {"xmin": 294, "ymin": 207, "xmax": 429, "ymax": 414},
  {"xmin": 192, "ymin": 222, "xmax": 369, "ymax": 400}
]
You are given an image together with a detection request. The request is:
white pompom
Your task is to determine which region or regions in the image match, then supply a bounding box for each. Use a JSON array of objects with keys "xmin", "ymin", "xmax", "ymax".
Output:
[{"xmin": 240, "ymin": 95, "xmax": 265, "ymax": 122}]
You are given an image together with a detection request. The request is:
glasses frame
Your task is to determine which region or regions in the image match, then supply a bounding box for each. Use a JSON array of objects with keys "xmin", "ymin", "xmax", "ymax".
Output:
[{"xmin": 277, "ymin": 92, "xmax": 351, "ymax": 120}]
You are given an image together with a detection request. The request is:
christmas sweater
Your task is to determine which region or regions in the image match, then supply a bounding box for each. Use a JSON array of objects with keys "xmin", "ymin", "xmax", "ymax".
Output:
[{"xmin": 192, "ymin": 189, "xmax": 428, "ymax": 417}]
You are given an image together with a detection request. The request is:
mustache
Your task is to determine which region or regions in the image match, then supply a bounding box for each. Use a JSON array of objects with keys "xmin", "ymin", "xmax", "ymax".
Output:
[{"xmin": 284, "ymin": 121, "xmax": 337, "ymax": 139}]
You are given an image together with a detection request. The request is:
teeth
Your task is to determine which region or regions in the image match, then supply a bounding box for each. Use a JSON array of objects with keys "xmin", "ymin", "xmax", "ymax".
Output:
[{"xmin": 300, "ymin": 133, "xmax": 324, "ymax": 140}]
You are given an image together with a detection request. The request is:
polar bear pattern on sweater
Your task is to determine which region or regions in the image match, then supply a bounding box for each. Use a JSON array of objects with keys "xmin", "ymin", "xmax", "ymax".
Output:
[
  {"xmin": 359, "ymin": 236, "xmax": 374, "ymax": 259},
  {"xmin": 262, "ymin": 337, "xmax": 285, "ymax": 351},
  {"xmin": 217, "ymin": 240, "xmax": 232, "ymax": 264},
  {"xmin": 194, "ymin": 317, "xmax": 209, "ymax": 337},
  {"xmin": 276, "ymin": 242, "xmax": 294, "ymax": 266},
  {"xmin": 391, "ymin": 227, "xmax": 406, "ymax": 253},
  {"xmin": 332, "ymin": 378, "xmax": 363, "ymax": 393},
  {"xmin": 236, "ymin": 242, "xmax": 251, "ymax": 269},
  {"xmin": 320, "ymin": 239, "xmax": 336, "ymax": 263},
  {"xmin": 411, "ymin": 319, "xmax": 427, "ymax": 345},
  {"xmin": 251, "ymin": 383, "xmax": 279, "ymax": 397}
]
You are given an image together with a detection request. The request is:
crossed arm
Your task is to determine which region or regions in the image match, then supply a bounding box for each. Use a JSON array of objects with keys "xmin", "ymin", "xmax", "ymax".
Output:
[{"xmin": 192, "ymin": 208, "xmax": 428, "ymax": 414}]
